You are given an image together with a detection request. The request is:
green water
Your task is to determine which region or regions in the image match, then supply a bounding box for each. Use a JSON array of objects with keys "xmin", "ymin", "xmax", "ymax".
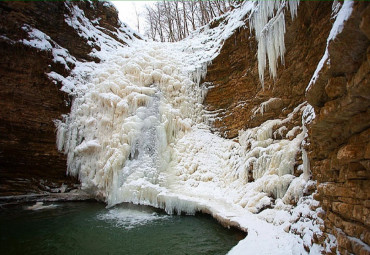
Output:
[{"xmin": 0, "ymin": 202, "xmax": 244, "ymax": 255}]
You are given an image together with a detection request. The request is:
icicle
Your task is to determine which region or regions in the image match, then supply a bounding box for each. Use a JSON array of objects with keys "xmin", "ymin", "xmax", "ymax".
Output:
[{"xmin": 250, "ymin": 0, "xmax": 300, "ymax": 86}]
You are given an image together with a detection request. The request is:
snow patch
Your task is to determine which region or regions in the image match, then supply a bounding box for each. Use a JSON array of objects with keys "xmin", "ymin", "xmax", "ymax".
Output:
[
  {"xmin": 26, "ymin": 202, "xmax": 58, "ymax": 210},
  {"xmin": 21, "ymin": 24, "xmax": 76, "ymax": 70}
]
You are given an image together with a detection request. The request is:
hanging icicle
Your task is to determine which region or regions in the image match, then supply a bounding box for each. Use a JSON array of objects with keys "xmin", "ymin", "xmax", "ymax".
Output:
[{"xmin": 250, "ymin": 0, "xmax": 300, "ymax": 88}]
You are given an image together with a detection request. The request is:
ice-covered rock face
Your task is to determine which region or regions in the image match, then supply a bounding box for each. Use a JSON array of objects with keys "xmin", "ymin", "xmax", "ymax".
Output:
[
  {"xmin": 0, "ymin": 0, "xmax": 142, "ymax": 194},
  {"xmin": 55, "ymin": 36, "xmax": 312, "ymax": 216},
  {"xmin": 55, "ymin": 0, "xmax": 310, "ymax": 213},
  {"xmin": 54, "ymin": 0, "xmax": 258, "ymax": 209},
  {"xmin": 55, "ymin": 41, "xmax": 206, "ymax": 206}
]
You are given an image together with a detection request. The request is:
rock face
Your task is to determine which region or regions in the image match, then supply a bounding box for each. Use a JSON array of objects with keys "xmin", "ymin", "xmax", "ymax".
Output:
[
  {"xmin": 204, "ymin": 1, "xmax": 333, "ymax": 138},
  {"xmin": 204, "ymin": 1, "xmax": 369, "ymax": 254},
  {"xmin": 0, "ymin": 1, "xmax": 135, "ymax": 195},
  {"xmin": 306, "ymin": 3, "xmax": 370, "ymax": 254}
]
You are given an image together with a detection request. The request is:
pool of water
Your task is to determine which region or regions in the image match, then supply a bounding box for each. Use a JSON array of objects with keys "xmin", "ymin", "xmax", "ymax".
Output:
[{"xmin": 0, "ymin": 202, "xmax": 244, "ymax": 255}]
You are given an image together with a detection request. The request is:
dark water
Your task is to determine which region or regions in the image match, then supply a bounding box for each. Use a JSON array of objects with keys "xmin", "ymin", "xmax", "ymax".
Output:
[{"xmin": 0, "ymin": 202, "xmax": 244, "ymax": 255}]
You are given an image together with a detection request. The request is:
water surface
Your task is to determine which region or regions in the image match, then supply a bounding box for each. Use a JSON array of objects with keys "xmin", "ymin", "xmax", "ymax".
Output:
[{"xmin": 0, "ymin": 202, "xmax": 244, "ymax": 255}]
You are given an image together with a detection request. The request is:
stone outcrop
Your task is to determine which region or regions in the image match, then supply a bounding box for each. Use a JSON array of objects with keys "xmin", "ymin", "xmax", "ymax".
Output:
[
  {"xmin": 306, "ymin": 3, "xmax": 370, "ymax": 254},
  {"xmin": 204, "ymin": 1, "xmax": 333, "ymax": 138},
  {"xmin": 204, "ymin": 1, "xmax": 369, "ymax": 254},
  {"xmin": 0, "ymin": 1, "xmax": 136, "ymax": 195}
]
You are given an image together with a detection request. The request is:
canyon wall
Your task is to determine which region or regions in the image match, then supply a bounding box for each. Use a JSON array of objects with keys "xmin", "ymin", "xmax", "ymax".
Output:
[
  {"xmin": 0, "ymin": 1, "xmax": 136, "ymax": 195},
  {"xmin": 204, "ymin": 1, "xmax": 333, "ymax": 138},
  {"xmin": 307, "ymin": 3, "xmax": 370, "ymax": 254},
  {"xmin": 204, "ymin": 1, "xmax": 369, "ymax": 254},
  {"xmin": 0, "ymin": 1, "xmax": 368, "ymax": 254}
]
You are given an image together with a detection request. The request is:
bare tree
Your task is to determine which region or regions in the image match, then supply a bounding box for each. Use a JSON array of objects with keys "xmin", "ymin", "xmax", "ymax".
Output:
[
  {"xmin": 133, "ymin": 3, "xmax": 140, "ymax": 34},
  {"xmin": 143, "ymin": 0, "xmax": 233, "ymax": 42}
]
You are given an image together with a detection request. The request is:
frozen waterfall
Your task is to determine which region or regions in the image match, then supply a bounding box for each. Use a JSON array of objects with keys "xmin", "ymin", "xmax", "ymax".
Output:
[
  {"xmin": 54, "ymin": 38, "xmax": 319, "ymax": 254},
  {"xmin": 52, "ymin": 1, "xmax": 328, "ymax": 254}
]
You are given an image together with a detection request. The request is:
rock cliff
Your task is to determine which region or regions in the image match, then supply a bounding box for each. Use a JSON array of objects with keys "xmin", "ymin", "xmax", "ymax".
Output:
[
  {"xmin": 307, "ymin": 3, "xmax": 369, "ymax": 254},
  {"xmin": 0, "ymin": 1, "xmax": 368, "ymax": 254},
  {"xmin": 204, "ymin": 1, "xmax": 333, "ymax": 138},
  {"xmin": 204, "ymin": 1, "xmax": 369, "ymax": 254},
  {"xmin": 0, "ymin": 1, "xmax": 138, "ymax": 195}
]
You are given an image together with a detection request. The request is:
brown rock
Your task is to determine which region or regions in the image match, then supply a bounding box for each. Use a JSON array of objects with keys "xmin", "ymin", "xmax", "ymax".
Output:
[
  {"xmin": 342, "ymin": 220, "xmax": 366, "ymax": 238},
  {"xmin": 328, "ymin": 2, "xmax": 369, "ymax": 76},
  {"xmin": 337, "ymin": 144, "xmax": 365, "ymax": 162},
  {"xmin": 337, "ymin": 231, "xmax": 352, "ymax": 251},
  {"xmin": 364, "ymin": 231, "xmax": 370, "ymax": 246},
  {"xmin": 204, "ymin": 1, "xmax": 333, "ymax": 138},
  {"xmin": 0, "ymin": 1, "xmax": 138, "ymax": 195},
  {"xmin": 348, "ymin": 162, "xmax": 368, "ymax": 180},
  {"xmin": 360, "ymin": 5, "xmax": 370, "ymax": 40},
  {"xmin": 325, "ymin": 76, "xmax": 347, "ymax": 99},
  {"xmin": 348, "ymin": 55, "xmax": 370, "ymax": 99},
  {"xmin": 332, "ymin": 202, "xmax": 354, "ymax": 220},
  {"xmin": 365, "ymin": 143, "xmax": 370, "ymax": 159},
  {"xmin": 360, "ymin": 160, "xmax": 370, "ymax": 171}
]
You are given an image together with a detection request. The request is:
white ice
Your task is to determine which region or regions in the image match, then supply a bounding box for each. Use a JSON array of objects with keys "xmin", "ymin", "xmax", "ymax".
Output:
[{"xmin": 249, "ymin": 0, "xmax": 300, "ymax": 87}]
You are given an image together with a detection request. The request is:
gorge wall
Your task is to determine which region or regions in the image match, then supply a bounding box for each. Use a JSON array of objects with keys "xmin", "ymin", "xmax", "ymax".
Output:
[
  {"xmin": 0, "ymin": 1, "xmax": 137, "ymax": 195},
  {"xmin": 307, "ymin": 3, "xmax": 370, "ymax": 254},
  {"xmin": 0, "ymin": 1, "xmax": 369, "ymax": 254},
  {"xmin": 204, "ymin": 1, "xmax": 333, "ymax": 138},
  {"xmin": 204, "ymin": 1, "xmax": 369, "ymax": 254}
]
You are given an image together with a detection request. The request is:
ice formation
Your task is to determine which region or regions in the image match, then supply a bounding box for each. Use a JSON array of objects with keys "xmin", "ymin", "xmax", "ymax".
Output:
[
  {"xmin": 249, "ymin": 0, "xmax": 300, "ymax": 87},
  {"xmin": 47, "ymin": 1, "xmax": 342, "ymax": 254}
]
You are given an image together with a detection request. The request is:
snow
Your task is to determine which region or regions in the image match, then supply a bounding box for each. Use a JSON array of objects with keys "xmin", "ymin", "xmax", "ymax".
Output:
[
  {"xmin": 306, "ymin": 0, "xmax": 354, "ymax": 92},
  {"xmin": 44, "ymin": 1, "xmax": 341, "ymax": 254},
  {"xmin": 254, "ymin": 97, "xmax": 281, "ymax": 115},
  {"xmin": 21, "ymin": 25, "xmax": 53, "ymax": 50},
  {"xmin": 64, "ymin": 2, "xmax": 137, "ymax": 59},
  {"xmin": 21, "ymin": 24, "xmax": 76, "ymax": 70},
  {"xmin": 303, "ymin": 103, "xmax": 316, "ymax": 125}
]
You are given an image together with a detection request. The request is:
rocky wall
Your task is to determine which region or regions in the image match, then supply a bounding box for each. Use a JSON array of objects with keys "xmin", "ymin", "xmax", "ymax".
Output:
[
  {"xmin": 306, "ymin": 3, "xmax": 370, "ymax": 254},
  {"xmin": 204, "ymin": 1, "xmax": 369, "ymax": 254},
  {"xmin": 204, "ymin": 2, "xmax": 333, "ymax": 139},
  {"xmin": 0, "ymin": 1, "xmax": 130, "ymax": 195}
]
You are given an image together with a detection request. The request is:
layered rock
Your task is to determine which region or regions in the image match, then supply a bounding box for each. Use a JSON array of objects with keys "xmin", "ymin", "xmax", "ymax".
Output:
[
  {"xmin": 204, "ymin": 1, "xmax": 369, "ymax": 254},
  {"xmin": 306, "ymin": 3, "xmax": 370, "ymax": 254},
  {"xmin": 204, "ymin": 1, "xmax": 333, "ymax": 138},
  {"xmin": 0, "ymin": 1, "xmax": 136, "ymax": 195}
]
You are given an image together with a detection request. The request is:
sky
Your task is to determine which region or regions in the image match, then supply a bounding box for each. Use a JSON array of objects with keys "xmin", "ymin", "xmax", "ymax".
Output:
[{"xmin": 111, "ymin": 1, "xmax": 156, "ymax": 35}]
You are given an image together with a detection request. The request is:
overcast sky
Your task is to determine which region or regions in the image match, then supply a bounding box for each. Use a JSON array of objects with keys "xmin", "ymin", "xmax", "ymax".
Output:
[{"xmin": 112, "ymin": 1, "xmax": 155, "ymax": 35}]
